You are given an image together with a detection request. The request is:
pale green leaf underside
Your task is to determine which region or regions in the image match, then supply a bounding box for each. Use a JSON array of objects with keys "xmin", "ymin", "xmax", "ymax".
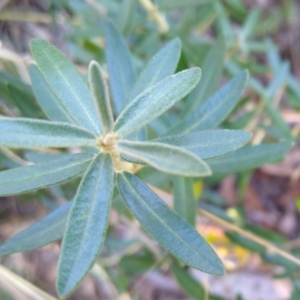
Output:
[
  {"xmin": 155, "ymin": 130, "xmax": 252, "ymax": 159},
  {"xmin": 88, "ymin": 61, "xmax": 114, "ymax": 133},
  {"xmin": 57, "ymin": 154, "xmax": 114, "ymax": 298},
  {"xmin": 167, "ymin": 70, "xmax": 249, "ymax": 135},
  {"xmin": 128, "ymin": 38, "xmax": 182, "ymax": 101},
  {"xmin": 117, "ymin": 173, "xmax": 225, "ymax": 275},
  {"xmin": 0, "ymin": 153, "xmax": 94, "ymax": 196},
  {"xmin": 0, "ymin": 117, "xmax": 96, "ymax": 148},
  {"xmin": 30, "ymin": 38, "xmax": 102, "ymax": 135},
  {"xmin": 114, "ymin": 68, "xmax": 201, "ymax": 137},
  {"xmin": 117, "ymin": 140, "xmax": 211, "ymax": 177},
  {"xmin": 183, "ymin": 35, "xmax": 225, "ymax": 117},
  {"xmin": 29, "ymin": 64, "xmax": 74, "ymax": 123},
  {"xmin": 207, "ymin": 142, "xmax": 293, "ymax": 173},
  {"xmin": 105, "ymin": 21, "xmax": 136, "ymax": 114},
  {"xmin": 0, "ymin": 201, "xmax": 71, "ymax": 254}
]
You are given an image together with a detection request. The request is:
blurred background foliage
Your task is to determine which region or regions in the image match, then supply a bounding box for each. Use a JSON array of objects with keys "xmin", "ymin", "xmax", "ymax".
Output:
[{"xmin": 0, "ymin": 0, "xmax": 300, "ymax": 299}]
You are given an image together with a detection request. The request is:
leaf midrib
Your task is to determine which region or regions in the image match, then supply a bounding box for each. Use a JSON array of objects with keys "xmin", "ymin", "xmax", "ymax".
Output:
[
  {"xmin": 123, "ymin": 175, "xmax": 219, "ymax": 271},
  {"xmin": 0, "ymin": 156, "xmax": 93, "ymax": 185},
  {"xmin": 117, "ymin": 72, "xmax": 197, "ymax": 135},
  {"xmin": 188, "ymin": 85, "xmax": 242, "ymax": 132},
  {"xmin": 0, "ymin": 131, "xmax": 95, "ymax": 145},
  {"xmin": 63, "ymin": 155, "xmax": 105, "ymax": 289},
  {"xmin": 42, "ymin": 48, "xmax": 100, "ymax": 134}
]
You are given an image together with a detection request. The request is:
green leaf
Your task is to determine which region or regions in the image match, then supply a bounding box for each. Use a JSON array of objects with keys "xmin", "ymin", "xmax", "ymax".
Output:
[
  {"xmin": 117, "ymin": 173, "xmax": 225, "ymax": 275},
  {"xmin": 120, "ymin": 253, "xmax": 155, "ymax": 274},
  {"xmin": 30, "ymin": 38, "xmax": 102, "ymax": 135},
  {"xmin": 207, "ymin": 142, "xmax": 293, "ymax": 173},
  {"xmin": 172, "ymin": 262, "xmax": 204, "ymax": 299},
  {"xmin": 264, "ymin": 100, "xmax": 291, "ymax": 139},
  {"xmin": 226, "ymin": 232, "xmax": 265, "ymax": 254},
  {"xmin": 29, "ymin": 64, "xmax": 73, "ymax": 123},
  {"xmin": 0, "ymin": 153, "xmax": 94, "ymax": 196},
  {"xmin": 117, "ymin": 140, "xmax": 211, "ymax": 177},
  {"xmin": 0, "ymin": 202, "xmax": 71, "ymax": 254},
  {"xmin": 157, "ymin": 0, "xmax": 211, "ymax": 10},
  {"xmin": 88, "ymin": 61, "xmax": 114, "ymax": 133},
  {"xmin": 0, "ymin": 71, "xmax": 32, "ymax": 104},
  {"xmin": 128, "ymin": 38, "xmax": 182, "ymax": 101},
  {"xmin": 7, "ymin": 84, "xmax": 43, "ymax": 118},
  {"xmin": 0, "ymin": 117, "xmax": 97, "ymax": 149},
  {"xmin": 155, "ymin": 130, "xmax": 251, "ymax": 159},
  {"xmin": 57, "ymin": 154, "xmax": 114, "ymax": 298},
  {"xmin": 266, "ymin": 61, "xmax": 289, "ymax": 98},
  {"xmin": 172, "ymin": 259, "xmax": 223, "ymax": 300},
  {"xmin": 118, "ymin": 0, "xmax": 137, "ymax": 36},
  {"xmin": 105, "ymin": 21, "xmax": 136, "ymax": 114},
  {"xmin": 182, "ymin": 36, "xmax": 225, "ymax": 117},
  {"xmin": 24, "ymin": 151, "xmax": 70, "ymax": 164},
  {"xmin": 167, "ymin": 71, "xmax": 249, "ymax": 135},
  {"xmin": 173, "ymin": 177, "xmax": 196, "ymax": 226},
  {"xmin": 114, "ymin": 68, "xmax": 201, "ymax": 137},
  {"xmin": 241, "ymin": 9, "xmax": 260, "ymax": 42},
  {"xmin": 214, "ymin": 1, "xmax": 235, "ymax": 43}
]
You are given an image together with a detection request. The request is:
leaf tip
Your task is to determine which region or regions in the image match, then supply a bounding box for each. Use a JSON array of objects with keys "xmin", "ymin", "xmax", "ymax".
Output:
[
  {"xmin": 172, "ymin": 37, "xmax": 182, "ymax": 48},
  {"xmin": 189, "ymin": 67, "xmax": 202, "ymax": 84},
  {"xmin": 56, "ymin": 276, "xmax": 72, "ymax": 299},
  {"xmin": 242, "ymin": 69, "xmax": 250, "ymax": 82}
]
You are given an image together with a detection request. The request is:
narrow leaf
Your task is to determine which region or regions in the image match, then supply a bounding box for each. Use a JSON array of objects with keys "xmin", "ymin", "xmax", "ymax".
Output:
[
  {"xmin": 128, "ymin": 38, "xmax": 182, "ymax": 101},
  {"xmin": 0, "ymin": 117, "xmax": 97, "ymax": 148},
  {"xmin": 0, "ymin": 202, "xmax": 71, "ymax": 254},
  {"xmin": 29, "ymin": 64, "xmax": 73, "ymax": 123},
  {"xmin": 117, "ymin": 173, "xmax": 225, "ymax": 275},
  {"xmin": 118, "ymin": 0, "xmax": 137, "ymax": 36},
  {"xmin": 172, "ymin": 260, "xmax": 205, "ymax": 300},
  {"xmin": 167, "ymin": 70, "xmax": 249, "ymax": 135},
  {"xmin": 105, "ymin": 21, "xmax": 136, "ymax": 114},
  {"xmin": 173, "ymin": 176, "xmax": 196, "ymax": 226},
  {"xmin": 114, "ymin": 68, "xmax": 201, "ymax": 137},
  {"xmin": 241, "ymin": 9, "xmax": 260, "ymax": 41},
  {"xmin": 266, "ymin": 61, "xmax": 289, "ymax": 98},
  {"xmin": 57, "ymin": 154, "xmax": 114, "ymax": 298},
  {"xmin": 157, "ymin": 0, "xmax": 210, "ymax": 10},
  {"xmin": 207, "ymin": 142, "xmax": 293, "ymax": 173},
  {"xmin": 117, "ymin": 140, "xmax": 211, "ymax": 177},
  {"xmin": 88, "ymin": 61, "xmax": 114, "ymax": 133},
  {"xmin": 0, "ymin": 71, "xmax": 32, "ymax": 104},
  {"xmin": 0, "ymin": 153, "xmax": 94, "ymax": 196},
  {"xmin": 155, "ymin": 130, "xmax": 252, "ymax": 159},
  {"xmin": 24, "ymin": 151, "xmax": 70, "ymax": 164},
  {"xmin": 7, "ymin": 84, "xmax": 43, "ymax": 118},
  {"xmin": 182, "ymin": 36, "xmax": 225, "ymax": 117},
  {"xmin": 30, "ymin": 39, "xmax": 102, "ymax": 135}
]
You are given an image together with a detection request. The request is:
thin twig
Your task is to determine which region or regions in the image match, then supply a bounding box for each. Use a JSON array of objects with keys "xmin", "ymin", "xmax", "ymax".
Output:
[
  {"xmin": 91, "ymin": 264, "xmax": 121, "ymax": 300},
  {"xmin": 101, "ymin": 242, "xmax": 142, "ymax": 267},
  {"xmin": 199, "ymin": 208, "xmax": 300, "ymax": 267},
  {"xmin": 0, "ymin": 147, "xmax": 32, "ymax": 166},
  {"xmin": 0, "ymin": 265, "xmax": 58, "ymax": 300},
  {"xmin": 138, "ymin": 0, "xmax": 169, "ymax": 34},
  {"xmin": 129, "ymin": 254, "xmax": 167, "ymax": 297},
  {"xmin": 0, "ymin": 11, "xmax": 63, "ymax": 24},
  {"xmin": 119, "ymin": 216, "xmax": 161, "ymax": 256},
  {"xmin": 85, "ymin": 0, "xmax": 107, "ymax": 16}
]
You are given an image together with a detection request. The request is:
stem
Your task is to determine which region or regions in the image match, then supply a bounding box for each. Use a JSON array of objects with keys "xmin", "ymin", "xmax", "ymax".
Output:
[
  {"xmin": 0, "ymin": 147, "xmax": 32, "ymax": 166},
  {"xmin": 138, "ymin": 0, "xmax": 169, "ymax": 34},
  {"xmin": 199, "ymin": 208, "xmax": 300, "ymax": 267},
  {"xmin": 0, "ymin": 265, "xmax": 58, "ymax": 300}
]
